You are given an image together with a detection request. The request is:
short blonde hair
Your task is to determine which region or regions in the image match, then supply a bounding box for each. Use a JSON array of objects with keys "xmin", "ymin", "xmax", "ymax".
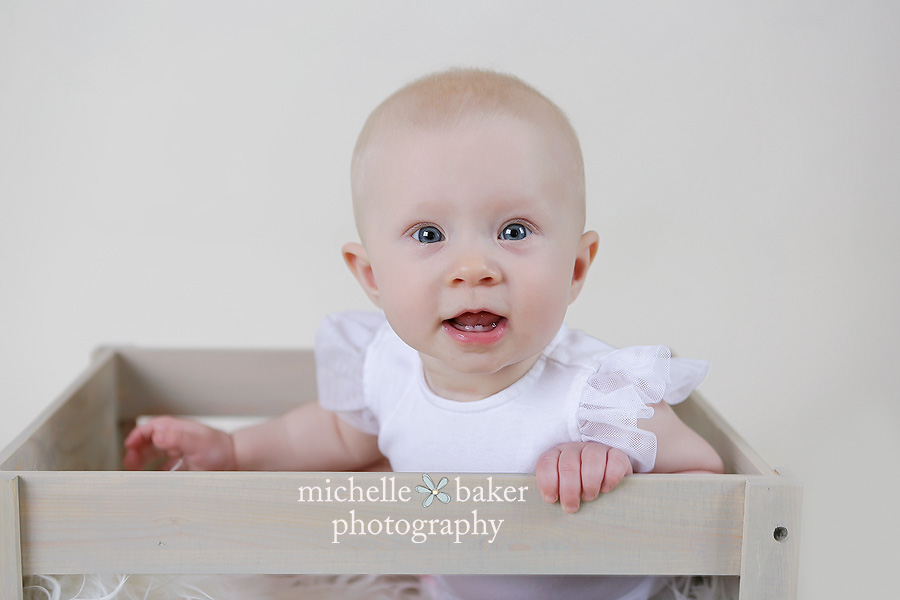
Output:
[{"xmin": 351, "ymin": 68, "xmax": 586, "ymax": 228}]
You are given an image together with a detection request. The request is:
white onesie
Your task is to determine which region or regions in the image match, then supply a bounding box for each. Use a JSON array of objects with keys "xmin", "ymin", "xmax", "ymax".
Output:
[{"xmin": 314, "ymin": 311, "xmax": 710, "ymax": 600}]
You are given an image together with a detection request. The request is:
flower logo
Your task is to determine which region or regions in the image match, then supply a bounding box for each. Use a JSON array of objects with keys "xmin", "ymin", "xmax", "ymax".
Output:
[{"xmin": 415, "ymin": 473, "xmax": 451, "ymax": 507}]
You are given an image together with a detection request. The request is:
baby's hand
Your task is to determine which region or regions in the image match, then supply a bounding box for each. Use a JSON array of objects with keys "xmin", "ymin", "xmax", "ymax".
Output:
[
  {"xmin": 123, "ymin": 416, "xmax": 237, "ymax": 471},
  {"xmin": 535, "ymin": 442, "xmax": 633, "ymax": 513}
]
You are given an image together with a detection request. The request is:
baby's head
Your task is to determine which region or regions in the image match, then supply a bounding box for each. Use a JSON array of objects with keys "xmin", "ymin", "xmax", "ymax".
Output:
[
  {"xmin": 350, "ymin": 69, "xmax": 586, "ymax": 235},
  {"xmin": 343, "ymin": 69, "xmax": 599, "ymax": 398}
]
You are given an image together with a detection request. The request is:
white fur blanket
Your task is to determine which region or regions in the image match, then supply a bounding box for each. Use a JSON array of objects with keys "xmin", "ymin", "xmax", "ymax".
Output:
[{"xmin": 23, "ymin": 574, "xmax": 737, "ymax": 600}]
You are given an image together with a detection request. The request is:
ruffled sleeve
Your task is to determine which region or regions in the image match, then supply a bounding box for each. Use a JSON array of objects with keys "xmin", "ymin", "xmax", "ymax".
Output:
[
  {"xmin": 665, "ymin": 357, "xmax": 710, "ymax": 405},
  {"xmin": 576, "ymin": 345, "xmax": 709, "ymax": 473},
  {"xmin": 314, "ymin": 311, "xmax": 385, "ymax": 435}
]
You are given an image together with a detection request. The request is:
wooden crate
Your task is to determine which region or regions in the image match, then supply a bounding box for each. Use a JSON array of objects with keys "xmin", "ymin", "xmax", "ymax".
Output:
[{"xmin": 0, "ymin": 347, "xmax": 801, "ymax": 599}]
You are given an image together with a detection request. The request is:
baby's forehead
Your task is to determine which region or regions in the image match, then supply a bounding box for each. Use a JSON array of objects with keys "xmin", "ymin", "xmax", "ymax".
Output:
[
  {"xmin": 368, "ymin": 114, "xmax": 551, "ymax": 169},
  {"xmin": 357, "ymin": 124, "xmax": 583, "ymax": 236},
  {"xmin": 365, "ymin": 114, "xmax": 577, "ymax": 198},
  {"xmin": 357, "ymin": 71, "xmax": 580, "ymax": 161},
  {"xmin": 357, "ymin": 102, "xmax": 582, "ymax": 194}
]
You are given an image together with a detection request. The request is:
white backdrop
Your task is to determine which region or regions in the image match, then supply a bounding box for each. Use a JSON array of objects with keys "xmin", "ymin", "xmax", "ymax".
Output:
[{"xmin": 1, "ymin": 2, "xmax": 898, "ymax": 598}]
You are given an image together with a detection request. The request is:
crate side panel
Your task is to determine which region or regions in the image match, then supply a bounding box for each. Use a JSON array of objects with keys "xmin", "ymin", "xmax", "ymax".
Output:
[
  {"xmin": 19, "ymin": 472, "xmax": 745, "ymax": 576},
  {"xmin": 117, "ymin": 349, "xmax": 316, "ymax": 419},
  {"xmin": 0, "ymin": 354, "xmax": 118, "ymax": 471}
]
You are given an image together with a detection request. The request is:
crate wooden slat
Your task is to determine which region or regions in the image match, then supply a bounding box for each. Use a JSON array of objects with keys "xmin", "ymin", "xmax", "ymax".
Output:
[
  {"xmin": 0, "ymin": 347, "xmax": 802, "ymax": 599},
  {"xmin": 16, "ymin": 471, "xmax": 747, "ymax": 576}
]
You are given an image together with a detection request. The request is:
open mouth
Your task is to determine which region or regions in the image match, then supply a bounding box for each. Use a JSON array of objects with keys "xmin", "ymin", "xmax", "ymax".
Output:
[{"xmin": 444, "ymin": 311, "xmax": 506, "ymax": 332}]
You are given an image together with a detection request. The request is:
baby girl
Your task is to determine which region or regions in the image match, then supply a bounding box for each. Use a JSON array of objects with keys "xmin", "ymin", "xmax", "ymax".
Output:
[{"xmin": 125, "ymin": 68, "xmax": 724, "ymax": 600}]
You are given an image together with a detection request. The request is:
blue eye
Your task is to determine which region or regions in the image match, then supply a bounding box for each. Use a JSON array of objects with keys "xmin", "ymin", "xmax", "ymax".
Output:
[
  {"xmin": 499, "ymin": 223, "xmax": 530, "ymax": 241},
  {"xmin": 413, "ymin": 225, "xmax": 444, "ymax": 244}
]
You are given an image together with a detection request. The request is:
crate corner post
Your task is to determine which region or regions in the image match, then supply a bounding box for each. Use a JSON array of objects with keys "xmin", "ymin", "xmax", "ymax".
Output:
[
  {"xmin": 1, "ymin": 475, "xmax": 24, "ymax": 600},
  {"xmin": 739, "ymin": 475, "xmax": 802, "ymax": 599}
]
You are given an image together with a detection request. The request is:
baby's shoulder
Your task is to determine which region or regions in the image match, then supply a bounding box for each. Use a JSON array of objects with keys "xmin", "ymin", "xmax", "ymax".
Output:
[
  {"xmin": 544, "ymin": 325, "xmax": 619, "ymax": 371},
  {"xmin": 317, "ymin": 310, "xmax": 389, "ymax": 346},
  {"xmin": 317, "ymin": 310, "xmax": 418, "ymax": 369}
]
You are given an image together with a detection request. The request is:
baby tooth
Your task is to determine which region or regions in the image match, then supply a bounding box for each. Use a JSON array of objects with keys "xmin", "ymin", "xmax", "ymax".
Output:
[{"xmin": 459, "ymin": 322, "xmax": 499, "ymax": 332}]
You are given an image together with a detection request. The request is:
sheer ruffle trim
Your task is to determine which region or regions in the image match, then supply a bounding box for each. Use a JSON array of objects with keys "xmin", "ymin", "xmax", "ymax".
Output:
[
  {"xmin": 577, "ymin": 346, "xmax": 709, "ymax": 473},
  {"xmin": 314, "ymin": 312, "xmax": 383, "ymax": 435}
]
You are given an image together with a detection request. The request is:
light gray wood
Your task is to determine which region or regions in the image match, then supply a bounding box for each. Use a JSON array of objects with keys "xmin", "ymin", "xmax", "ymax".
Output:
[
  {"xmin": 17, "ymin": 471, "xmax": 746, "ymax": 576},
  {"xmin": 0, "ymin": 351, "xmax": 118, "ymax": 471},
  {"xmin": 673, "ymin": 392, "xmax": 772, "ymax": 476},
  {"xmin": 1, "ymin": 476, "xmax": 24, "ymax": 600},
  {"xmin": 738, "ymin": 477, "xmax": 802, "ymax": 599},
  {"xmin": 115, "ymin": 348, "xmax": 318, "ymax": 419}
]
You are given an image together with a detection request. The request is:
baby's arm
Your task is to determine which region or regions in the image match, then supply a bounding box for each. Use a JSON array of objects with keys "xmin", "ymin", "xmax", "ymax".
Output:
[
  {"xmin": 638, "ymin": 400, "xmax": 725, "ymax": 475},
  {"xmin": 233, "ymin": 402, "xmax": 384, "ymax": 471},
  {"xmin": 124, "ymin": 402, "xmax": 384, "ymax": 472}
]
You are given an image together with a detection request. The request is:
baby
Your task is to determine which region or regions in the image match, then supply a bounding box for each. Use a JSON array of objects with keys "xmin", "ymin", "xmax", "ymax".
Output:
[{"xmin": 125, "ymin": 69, "xmax": 724, "ymax": 600}]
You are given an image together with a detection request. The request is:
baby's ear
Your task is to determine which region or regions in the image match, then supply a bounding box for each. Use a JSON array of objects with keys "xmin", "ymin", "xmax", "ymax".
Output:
[
  {"xmin": 569, "ymin": 231, "xmax": 599, "ymax": 303},
  {"xmin": 342, "ymin": 242, "xmax": 381, "ymax": 307}
]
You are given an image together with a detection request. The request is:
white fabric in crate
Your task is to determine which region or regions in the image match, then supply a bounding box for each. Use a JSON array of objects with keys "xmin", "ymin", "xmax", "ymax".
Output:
[
  {"xmin": 23, "ymin": 574, "xmax": 737, "ymax": 600},
  {"xmin": 315, "ymin": 311, "xmax": 709, "ymax": 474}
]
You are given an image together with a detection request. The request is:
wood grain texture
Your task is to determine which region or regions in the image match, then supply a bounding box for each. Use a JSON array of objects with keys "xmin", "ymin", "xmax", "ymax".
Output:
[
  {"xmin": 0, "ymin": 351, "xmax": 118, "ymax": 471},
  {"xmin": 17, "ymin": 471, "xmax": 746, "ymax": 576},
  {"xmin": 1, "ymin": 476, "xmax": 24, "ymax": 600},
  {"xmin": 738, "ymin": 477, "xmax": 802, "ymax": 599}
]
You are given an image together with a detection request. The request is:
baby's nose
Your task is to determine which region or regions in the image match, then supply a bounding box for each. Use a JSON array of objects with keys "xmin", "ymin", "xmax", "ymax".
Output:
[{"xmin": 449, "ymin": 251, "xmax": 502, "ymax": 286}]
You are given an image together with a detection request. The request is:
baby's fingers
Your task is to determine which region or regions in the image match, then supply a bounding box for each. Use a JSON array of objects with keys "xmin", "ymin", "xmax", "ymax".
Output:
[
  {"xmin": 123, "ymin": 423, "xmax": 164, "ymax": 470},
  {"xmin": 535, "ymin": 447, "xmax": 561, "ymax": 504},
  {"xmin": 600, "ymin": 448, "xmax": 633, "ymax": 493},
  {"xmin": 122, "ymin": 417, "xmax": 192, "ymax": 470},
  {"xmin": 535, "ymin": 443, "xmax": 590, "ymax": 513},
  {"xmin": 579, "ymin": 442, "xmax": 610, "ymax": 502},
  {"xmin": 556, "ymin": 444, "xmax": 586, "ymax": 513},
  {"xmin": 123, "ymin": 422, "xmax": 154, "ymax": 450}
]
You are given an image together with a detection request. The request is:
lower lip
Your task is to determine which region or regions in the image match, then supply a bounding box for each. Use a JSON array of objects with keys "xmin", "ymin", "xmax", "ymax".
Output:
[{"xmin": 442, "ymin": 317, "xmax": 508, "ymax": 345}]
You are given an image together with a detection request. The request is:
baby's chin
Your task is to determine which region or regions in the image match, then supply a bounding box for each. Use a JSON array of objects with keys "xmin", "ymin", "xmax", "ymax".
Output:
[{"xmin": 420, "ymin": 347, "xmax": 544, "ymax": 388}]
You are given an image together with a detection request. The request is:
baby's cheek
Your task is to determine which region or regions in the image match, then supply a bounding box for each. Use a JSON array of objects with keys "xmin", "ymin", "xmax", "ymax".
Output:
[
  {"xmin": 380, "ymin": 292, "xmax": 435, "ymax": 347},
  {"xmin": 517, "ymin": 268, "xmax": 571, "ymax": 314}
]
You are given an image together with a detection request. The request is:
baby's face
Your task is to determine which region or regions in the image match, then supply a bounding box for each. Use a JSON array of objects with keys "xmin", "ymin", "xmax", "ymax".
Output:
[{"xmin": 350, "ymin": 115, "xmax": 596, "ymax": 397}]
